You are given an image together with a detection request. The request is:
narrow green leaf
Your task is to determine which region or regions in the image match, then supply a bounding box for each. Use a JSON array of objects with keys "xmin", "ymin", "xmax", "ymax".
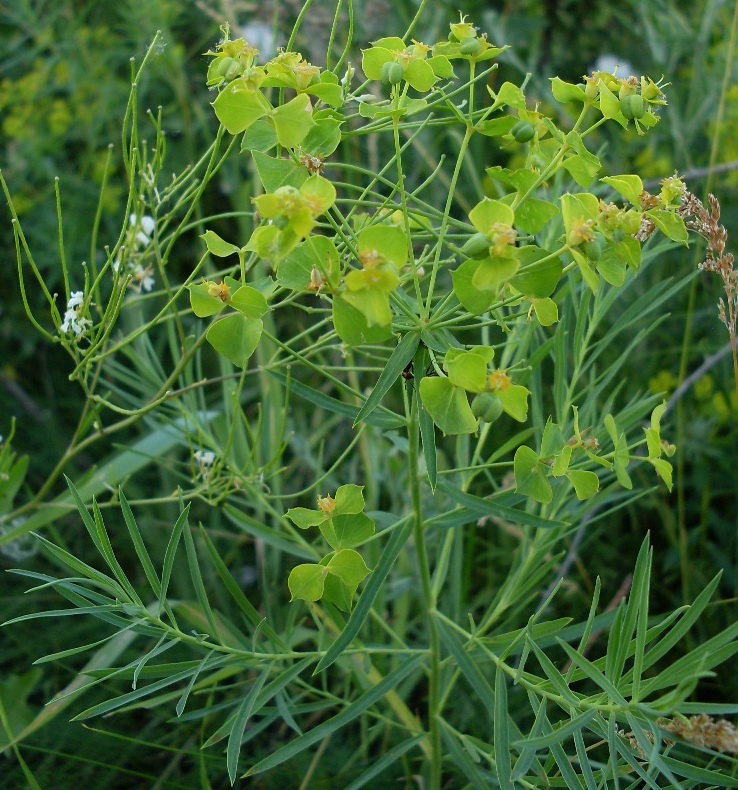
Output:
[
  {"xmin": 31, "ymin": 534, "xmax": 124, "ymax": 598},
  {"xmin": 344, "ymin": 736, "xmax": 425, "ymax": 790},
  {"xmin": 418, "ymin": 387, "xmax": 438, "ymax": 491},
  {"xmin": 513, "ymin": 709, "xmax": 597, "ymax": 750},
  {"xmin": 227, "ymin": 666, "xmax": 271, "ymax": 784},
  {"xmin": 246, "ymin": 655, "xmax": 425, "ymax": 776},
  {"xmin": 526, "ymin": 638, "xmax": 580, "ymax": 706},
  {"xmin": 91, "ymin": 499, "xmax": 140, "ymax": 605},
  {"xmin": 315, "ymin": 517, "xmax": 414, "ymax": 673},
  {"xmin": 439, "ymin": 723, "xmax": 491, "ymax": 789},
  {"xmin": 73, "ymin": 658, "xmax": 228, "ymax": 720},
  {"xmin": 435, "ymin": 479, "xmax": 567, "ymax": 530},
  {"xmin": 175, "ymin": 651, "xmax": 214, "ymax": 716},
  {"xmin": 435, "ymin": 616, "xmax": 496, "ymax": 713},
  {"xmin": 558, "ymin": 640, "xmax": 628, "ymax": 706},
  {"xmin": 573, "ymin": 729, "xmax": 598, "ymax": 790},
  {"xmin": 494, "ymin": 667, "xmax": 513, "ymax": 789},
  {"xmin": 354, "ymin": 332, "xmax": 419, "ymax": 425},
  {"xmin": 119, "ymin": 491, "xmax": 162, "ymax": 599},
  {"xmin": 660, "ymin": 756, "xmax": 738, "ymax": 786},
  {"xmin": 159, "ymin": 505, "xmax": 191, "ymax": 620},
  {"xmin": 183, "ymin": 521, "xmax": 222, "ymax": 643},
  {"xmin": 269, "ymin": 370, "xmax": 406, "ymax": 430}
]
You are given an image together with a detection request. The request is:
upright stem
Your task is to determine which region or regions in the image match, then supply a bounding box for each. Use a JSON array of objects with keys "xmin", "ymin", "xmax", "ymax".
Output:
[{"xmin": 406, "ymin": 372, "xmax": 441, "ymax": 788}]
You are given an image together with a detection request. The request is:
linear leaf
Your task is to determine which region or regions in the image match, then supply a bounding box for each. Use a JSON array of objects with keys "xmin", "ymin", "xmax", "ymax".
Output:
[
  {"xmin": 495, "ymin": 667, "xmax": 513, "ymax": 789},
  {"xmin": 573, "ymin": 728, "xmax": 598, "ymax": 790},
  {"xmin": 419, "ymin": 391, "xmax": 438, "ymax": 491},
  {"xmin": 344, "ymin": 735, "xmax": 425, "ymax": 790},
  {"xmin": 223, "ymin": 504, "xmax": 315, "ymax": 560},
  {"xmin": 659, "ymin": 755, "xmax": 738, "ymax": 786},
  {"xmin": 439, "ymin": 723, "xmax": 490, "ymax": 789},
  {"xmin": 246, "ymin": 655, "xmax": 425, "ymax": 776},
  {"xmin": 435, "ymin": 479, "xmax": 568, "ymax": 530},
  {"xmin": 611, "ymin": 537, "xmax": 651, "ymax": 687},
  {"xmin": 639, "ymin": 572, "xmax": 721, "ymax": 672},
  {"xmin": 159, "ymin": 504, "xmax": 191, "ymax": 620},
  {"xmin": 200, "ymin": 526, "xmax": 289, "ymax": 651},
  {"xmin": 558, "ymin": 640, "xmax": 628, "ymax": 706},
  {"xmin": 183, "ymin": 521, "xmax": 222, "ymax": 643},
  {"xmin": 32, "ymin": 534, "xmax": 125, "ymax": 598},
  {"xmin": 436, "ymin": 616, "xmax": 496, "ymax": 713},
  {"xmin": 354, "ymin": 332, "xmax": 419, "ymax": 425},
  {"xmin": 527, "ymin": 638, "xmax": 581, "ymax": 706},
  {"xmin": 270, "ymin": 370, "xmax": 406, "ymax": 430},
  {"xmin": 315, "ymin": 517, "xmax": 414, "ymax": 673},
  {"xmin": 73, "ymin": 657, "xmax": 229, "ymax": 720},
  {"xmin": 227, "ymin": 666, "xmax": 271, "ymax": 784},
  {"xmin": 120, "ymin": 490, "xmax": 162, "ymax": 598},
  {"xmin": 513, "ymin": 709, "xmax": 597, "ymax": 750}
]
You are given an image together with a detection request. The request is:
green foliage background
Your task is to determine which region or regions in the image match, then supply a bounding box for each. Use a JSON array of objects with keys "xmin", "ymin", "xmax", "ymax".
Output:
[{"xmin": 1, "ymin": 0, "xmax": 737, "ymax": 786}]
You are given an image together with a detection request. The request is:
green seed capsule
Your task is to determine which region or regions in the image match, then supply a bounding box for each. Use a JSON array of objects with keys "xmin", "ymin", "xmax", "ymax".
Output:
[
  {"xmin": 581, "ymin": 233, "xmax": 603, "ymax": 262},
  {"xmin": 471, "ymin": 393, "xmax": 504, "ymax": 423},
  {"xmin": 387, "ymin": 62, "xmax": 404, "ymax": 85},
  {"xmin": 511, "ymin": 120, "xmax": 535, "ymax": 143},
  {"xmin": 461, "ymin": 232, "xmax": 491, "ymax": 259},
  {"xmin": 620, "ymin": 93, "xmax": 645, "ymax": 120},
  {"xmin": 459, "ymin": 37, "xmax": 482, "ymax": 56},
  {"xmin": 216, "ymin": 57, "xmax": 237, "ymax": 78},
  {"xmin": 380, "ymin": 61, "xmax": 393, "ymax": 85},
  {"xmin": 225, "ymin": 61, "xmax": 242, "ymax": 81},
  {"xmin": 275, "ymin": 216, "xmax": 289, "ymax": 231}
]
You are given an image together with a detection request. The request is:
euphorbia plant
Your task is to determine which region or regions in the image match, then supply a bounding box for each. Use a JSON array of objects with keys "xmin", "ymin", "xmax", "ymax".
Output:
[{"xmin": 4, "ymin": 8, "xmax": 738, "ymax": 790}]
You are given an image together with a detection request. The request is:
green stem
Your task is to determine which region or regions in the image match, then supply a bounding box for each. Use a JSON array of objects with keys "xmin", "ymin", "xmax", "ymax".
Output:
[
  {"xmin": 424, "ymin": 126, "xmax": 474, "ymax": 315},
  {"xmin": 406, "ymin": 368, "xmax": 441, "ymax": 788}
]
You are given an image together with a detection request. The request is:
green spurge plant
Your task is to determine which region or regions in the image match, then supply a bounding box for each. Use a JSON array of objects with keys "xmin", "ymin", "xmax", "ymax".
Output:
[{"xmin": 3, "ymin": 6, "xmax": 738, "ymax": 788}]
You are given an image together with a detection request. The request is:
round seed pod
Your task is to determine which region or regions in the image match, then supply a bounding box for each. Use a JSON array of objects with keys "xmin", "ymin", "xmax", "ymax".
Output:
[
  {"xmin": 216, "ymin": 57, "xmax": 238, "ymax": 77},
  {"xmin": 620, "ymin": 94, "xmax": 645, "ymax": 120},
  {"xmin": 459, "ymin": 37, "xmax": 482, "ymax": 56},
  {"xmin": 471, "ymin": 393, "xmax": 504, "ymax": 423},
  {"xmin": 461, "ymin": 232, "xmax": 491, "ymax": 259},
  {"xmin": 380, "ymin": 61, "xmax": 393, "ymax": 85},
  {"xmin": 511, "ymin": 120, "xmax": 536, "ymax": 143},
  {"xmin": 386, "ymin": 62, "xmax": 405, "ymax": 85}
]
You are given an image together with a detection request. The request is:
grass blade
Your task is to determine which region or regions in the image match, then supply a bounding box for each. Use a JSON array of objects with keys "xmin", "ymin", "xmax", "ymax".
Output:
[
  {"xmin": 227, "ymin": 666, "xmax": 271, "ymax": 784},
  {"xmin": 354, "ymin": 331, "xmax": 419, "ymax": 425},
  {"xmin": 494, "ymin": 667, "xmax": 513, "ymax": 789},
  {"xmin": 246, "ymin": 655, "xmax": 425, "ymax": 776},
  {"xmin": 315, "ymin": 516, "xmax": 414, "ymax": 673},
  {"xmin": 119, "ymin": 490, "xmax": 162, "ymax": 598}
]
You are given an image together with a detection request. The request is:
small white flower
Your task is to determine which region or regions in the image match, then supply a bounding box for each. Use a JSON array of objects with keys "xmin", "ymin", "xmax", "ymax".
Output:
[
  {"xmin": 194, "ymin": 450, "xmax": 216, "ymax": 466},
  {"xmin": 67, "ymin": 290, "xmax": 85, "ymax": 309},
  {"xmin": 132, "ymin": 264, "xmax": 155, "ymax": 293},
  {"xmin": 129, "ymin": 213, "xmax": 155, "ymax": 248},
  {"xmin": 194, "ymin": 449, "xmax": 217, "ymax": 481},
  {"xmin": 341, "ymin": 62, "xmax": 354, "ymax": 91},
  {"xmin": 59, "ymin": 291, "xmax": 92, "ymax": 337}
]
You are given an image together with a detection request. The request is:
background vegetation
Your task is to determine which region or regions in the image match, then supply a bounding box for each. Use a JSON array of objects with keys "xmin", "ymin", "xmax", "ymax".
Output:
[{"xmin": 1, "ymin": 0, "xmax": 737, "ymax": 786}]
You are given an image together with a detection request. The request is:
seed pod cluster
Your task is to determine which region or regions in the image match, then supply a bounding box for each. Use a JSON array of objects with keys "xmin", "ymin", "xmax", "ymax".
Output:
[
  {"xmin": 471, "ymin": 392, "xmax": 504, "ymax": 423},
  {"xmin": 380, "ymin": 61, "xmax": 405, "ymax": 86},
  {"xmin": 511, "ymin": 120, "xmax": 535, "ymax": 143}
]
